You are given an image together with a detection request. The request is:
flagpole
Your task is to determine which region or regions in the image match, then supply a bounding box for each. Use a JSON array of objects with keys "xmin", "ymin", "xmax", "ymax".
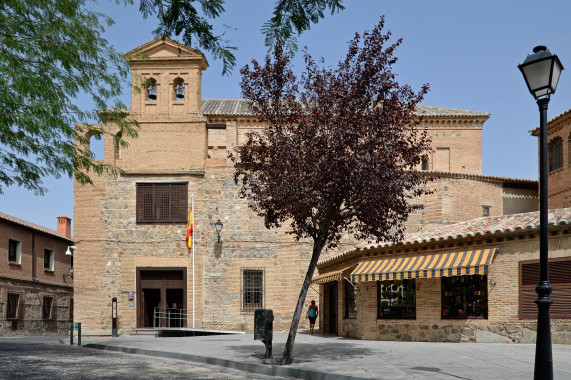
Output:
[{"xmin": 191, "ymin": 194, "xmax": 195, "ymax": 328}]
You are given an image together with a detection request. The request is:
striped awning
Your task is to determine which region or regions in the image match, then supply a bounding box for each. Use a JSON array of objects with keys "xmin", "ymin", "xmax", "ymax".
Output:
[
  {"xmin": 351, "ymin": 248, "xmax": 497, "ymax": 283},
  {"xmin": 312, "ymin": 265, "xmax": 357, "ymax": 284}
]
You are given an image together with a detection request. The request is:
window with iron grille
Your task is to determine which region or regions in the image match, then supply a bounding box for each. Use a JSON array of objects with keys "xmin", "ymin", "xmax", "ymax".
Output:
[
  {"xmin": 549, "ymin": 138, "xmax": 563, "ymax": 172},
  {"xmin": 6, "ymin": 293, "xmax": 20, "ymax": 320},
  {"xmin": 344, "ymin": 280, "xmax": 357, "ymax": 318},
  {"xmin": 241, "ymin": 268, "xmax": 264, "ymax": 312},
  {"xmin": 8, "ymin": 239, "xmax": 21, "ymax": 263},
  {"xmin": 43, "ymin": 248, "xmax": 54, "ymax": 271},
  {"xmin": 42, "ymin": 296, "xmax": 54, "ymax": 320},
  {"xmin": 136, "ymin": 183, "xmax": 188, "ymax": 223},
  {"xmin": 520, "ymin": 259, "xmax": 571, "ymax": 319}
]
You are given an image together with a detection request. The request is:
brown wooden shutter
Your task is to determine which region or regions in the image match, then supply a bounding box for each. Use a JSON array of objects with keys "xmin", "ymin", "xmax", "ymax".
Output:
[
  {"xmin": 520, "ymin": 259, "xmax": 571, "ymax": 319},
  {"xmin": 136, "ymin": 183, "xmax": 188, "ymax": 223}
]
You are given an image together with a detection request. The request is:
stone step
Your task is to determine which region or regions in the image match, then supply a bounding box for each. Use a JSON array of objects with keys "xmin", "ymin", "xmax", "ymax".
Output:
[{"xmin": 131, "ymin": 329, "xmax": 159, "ymax": 337}]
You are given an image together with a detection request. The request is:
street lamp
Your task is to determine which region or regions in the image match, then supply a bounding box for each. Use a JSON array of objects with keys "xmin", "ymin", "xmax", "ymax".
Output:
[
  {"xmin": 518, "ymin": 45, "xmax": 564, "ymax": 380},
  {"xmin": 215, "ymin": 219, "xmax": 223, "ymax": 243}
]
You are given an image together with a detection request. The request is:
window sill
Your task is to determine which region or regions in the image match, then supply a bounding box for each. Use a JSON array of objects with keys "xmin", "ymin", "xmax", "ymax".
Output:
[
  {"xmin": 344, "ymin": 316, "xmax": 357, "ymax": 320},
  {"xmin": 44, "ymin": 269, "xmax": 54, "ymax": 273},
  {"xmin": 8, "ymin": 261, "xmax": 21, "ymax": 267},
  {"xmin": 441, "ymin": 316, "xmax": 488, "ymax": 320},
  {"xmin": 377, "ymin": 317, "xmax": 416, "ymax": 320}
]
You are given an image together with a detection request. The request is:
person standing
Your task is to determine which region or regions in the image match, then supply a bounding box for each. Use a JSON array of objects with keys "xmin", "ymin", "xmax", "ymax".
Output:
[{"xmin": 306, "ymin": 300, "xmax": 318, "ymax": 334}]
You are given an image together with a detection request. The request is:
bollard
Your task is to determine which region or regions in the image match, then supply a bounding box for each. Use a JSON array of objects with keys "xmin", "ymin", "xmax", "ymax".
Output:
[
  {"xmin": 254, "ymin": 309, "xmax": 274, "ymax": 359},
  {"xmin": 69, "ymin": 324, "xmax": 73, "ymax": 345},
  {"xmin": 77, "ymin": 322, "xmax": 81, "ymax": 346}
]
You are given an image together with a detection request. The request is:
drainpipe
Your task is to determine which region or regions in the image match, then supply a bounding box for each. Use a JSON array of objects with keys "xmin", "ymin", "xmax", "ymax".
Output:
[{"xmin": 32, "ymin": 231, "xmax": 36, "ymax": 281}]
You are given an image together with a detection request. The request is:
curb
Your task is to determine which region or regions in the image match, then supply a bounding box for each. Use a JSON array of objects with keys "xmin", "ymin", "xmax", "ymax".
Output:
[{"xmin": 83, "ymin": 343, "xmax": 368, "ymax": 380}]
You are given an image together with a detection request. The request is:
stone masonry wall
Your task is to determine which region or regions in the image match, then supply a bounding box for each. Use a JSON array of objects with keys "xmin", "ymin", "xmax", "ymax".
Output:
[{"xmin": 0, "ymin": 278, "xmax": 72, "ymax": 336}]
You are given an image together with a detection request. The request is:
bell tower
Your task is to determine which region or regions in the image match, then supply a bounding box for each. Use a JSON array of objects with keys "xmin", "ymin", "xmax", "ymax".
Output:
[{"xmin": 119, "ymin": 39, "xmax": 209, "ymax": 171}]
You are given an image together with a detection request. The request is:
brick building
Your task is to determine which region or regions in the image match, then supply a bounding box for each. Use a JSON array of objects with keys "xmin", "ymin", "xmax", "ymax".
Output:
[
  {"xmin": 531, "ymin": 108, "xmax": 571, "ymax": 208},
  {"xmin": 0, "ymin": 213, "xmax": 74, "ymax": 336},
  {"xmin": 313, "ymin": 209, "xmax": 571, "ymax": 343},
  {"xmin": 72, "ymin": 38, "xmax": 538, "ymax": 335}
]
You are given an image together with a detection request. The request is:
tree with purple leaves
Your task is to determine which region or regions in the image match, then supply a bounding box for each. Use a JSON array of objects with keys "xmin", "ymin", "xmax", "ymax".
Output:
[{"xmin": 232, "ymin": 17, "xmax": 432, "ymax": 364}]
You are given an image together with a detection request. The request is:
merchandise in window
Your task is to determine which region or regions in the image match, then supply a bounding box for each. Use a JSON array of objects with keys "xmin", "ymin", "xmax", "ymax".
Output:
[
  {"xmin": 377, "ymin": 279, "xmax": 416, "ymax": 319},
  {"xmin": 441, "ymin": 275, "xmax": 487, "ymax": 319}
]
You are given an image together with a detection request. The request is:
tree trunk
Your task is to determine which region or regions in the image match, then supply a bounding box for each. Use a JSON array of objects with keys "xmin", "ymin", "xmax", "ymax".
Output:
[{"xmin": 280, "ymin": 238, "xmax": 326, "ymax": 365}]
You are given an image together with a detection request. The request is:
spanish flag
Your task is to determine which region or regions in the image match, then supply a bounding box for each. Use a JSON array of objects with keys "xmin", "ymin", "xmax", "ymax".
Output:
[{"xmin": 186, "ymin": 204, "xmax": 193, "ymax": 252}]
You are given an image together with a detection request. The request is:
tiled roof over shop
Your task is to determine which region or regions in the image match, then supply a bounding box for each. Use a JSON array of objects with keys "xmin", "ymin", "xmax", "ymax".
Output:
[
  {"xmin": 0, "ymin": 212, "xmax": 72, "ymax": 242},
  {"xmin": 201, "ymin": 99, "xmax": 489, "ymax": 118},
  {"xmin": 319, "ymin": 208, "xmax": 571, "ymax": 265}
]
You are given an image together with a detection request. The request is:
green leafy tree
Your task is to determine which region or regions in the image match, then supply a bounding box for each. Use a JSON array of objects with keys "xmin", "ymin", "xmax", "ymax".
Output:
[
  {"xmin": 233, "ymin": 17, "xmax": 431, "ymax": 364},
  {"xmin": 0, "ymin": 0, "xmax": 138, "ymax": 195},
  {"xmin": 138, "ymin": 0, "xmax": 345, "ymax": 75}
]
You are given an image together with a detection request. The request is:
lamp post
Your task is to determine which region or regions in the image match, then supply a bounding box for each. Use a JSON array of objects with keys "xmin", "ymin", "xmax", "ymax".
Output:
[{"xmin": 518, "ymin": 45, "xmax": 564, "ymax": 380}]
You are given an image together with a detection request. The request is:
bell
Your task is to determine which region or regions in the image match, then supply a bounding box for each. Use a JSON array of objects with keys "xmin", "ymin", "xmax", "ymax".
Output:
[
  {"xmin": 175, "ymin": 83, "xmax": 185, "ymax": 100},
  {"xmin": 148, "ymin": 84, "xmax": 157, "ymax": 100}
]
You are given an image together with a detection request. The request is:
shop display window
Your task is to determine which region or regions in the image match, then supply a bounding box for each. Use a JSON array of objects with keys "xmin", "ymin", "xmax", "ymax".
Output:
[
  {"xmin": 377, "ymin": 279, "xmax": 416, "ymax": 319},
  {"xmin": 441, "ymin": 275, "xmax": 488, "ymax": 319}
]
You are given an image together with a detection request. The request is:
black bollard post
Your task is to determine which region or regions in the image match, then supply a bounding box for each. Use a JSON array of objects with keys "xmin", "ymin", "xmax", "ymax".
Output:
[
  {"xmin": 70, "ymin": 324, "xmax": 73, "ymax": 345},
  {"xmin": 78, "ymin": 322, "xmax": 81, "ymax": 346}
]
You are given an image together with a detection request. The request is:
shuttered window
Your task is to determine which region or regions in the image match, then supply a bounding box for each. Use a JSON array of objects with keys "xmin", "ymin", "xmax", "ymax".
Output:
[
  {"xmin": 520, "ymin": 259, "xmax": 571, "ymax": 319},
  {"xmin": 42, "ymin": 296, "xmax": 54, "ymax": 320},
  {"xmin": 136, "ymin": 183, "xmax": 188, "ymax": 223}
]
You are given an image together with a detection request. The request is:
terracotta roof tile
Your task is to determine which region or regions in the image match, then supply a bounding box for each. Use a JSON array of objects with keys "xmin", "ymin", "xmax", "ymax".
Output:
[
  {"xmin": 319, "ymin": 208, "xmax": 571, "ymax": 265},
  {"xmin": 201, "ymin": 99, "xmax": 489, "ymax": 118},
  {"xmin": 0, "ymin": 212, "xmax": 73, "ymax": 242}
]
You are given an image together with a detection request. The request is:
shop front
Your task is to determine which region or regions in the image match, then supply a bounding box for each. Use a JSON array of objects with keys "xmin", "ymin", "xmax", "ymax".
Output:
[{"xmin": 314, "ymin": 210, "xmax": 571, "ymax": 344}]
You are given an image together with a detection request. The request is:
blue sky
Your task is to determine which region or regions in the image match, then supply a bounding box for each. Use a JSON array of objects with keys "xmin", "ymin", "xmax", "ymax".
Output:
[{"xmin": 3, "ymin": 0, "xmax": 571, "ymax": 232}]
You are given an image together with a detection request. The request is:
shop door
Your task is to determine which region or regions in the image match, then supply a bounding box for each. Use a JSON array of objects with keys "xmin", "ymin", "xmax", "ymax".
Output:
[{"xmin": 327, "ymin": 282, "xmax": 338, "ymax": 334}]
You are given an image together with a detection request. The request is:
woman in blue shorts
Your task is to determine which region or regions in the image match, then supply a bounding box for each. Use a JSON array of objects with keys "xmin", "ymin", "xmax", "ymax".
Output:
[{"xmin": 306, "ymin": 300, "xmax": 318, "ymax": 334}]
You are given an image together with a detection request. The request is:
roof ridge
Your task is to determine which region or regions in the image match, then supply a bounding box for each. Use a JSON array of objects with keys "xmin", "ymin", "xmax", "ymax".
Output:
[{"xmin": 0, "ymin": 212, "xmax": 73, "ymax": 242}]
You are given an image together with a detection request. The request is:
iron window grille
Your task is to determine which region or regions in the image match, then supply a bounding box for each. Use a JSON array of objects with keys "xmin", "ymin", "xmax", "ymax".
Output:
[
  {"xmin": 241, "ymin": 268, "xmax": 264, "ymax": 312},
  {"xmin": 43, "ymin": 249, "xmax": 54, "ymax": 271},
  {"xmin": 345, "ymin": 280, "xmax": 357, "ymax": 318},
  {"xmin": 42, "ymin": 296, "xmax": 54, "ymax": 320},
  {"xmin": 136, "ymin": 183, "xmax": 188, "ymax": 223},
  {"xmin": 8, "ymin": 239, "xmax": 21, "ymax": 263},
  {"xmin": 6, "ymin": 293, "xmax": 21, "ymax": 320},
  {"xmin": 441, "ymin": 275, "xmax": 488, "ymax": 319}
]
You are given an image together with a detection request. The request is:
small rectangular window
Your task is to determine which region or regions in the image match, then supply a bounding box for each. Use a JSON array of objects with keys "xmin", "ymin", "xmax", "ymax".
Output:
[
  {"xmin": 377, "ymin": 279, "xmax": 416, "ymax": 319},
  {"xmin": 136, "ymin": 183, "xmax": 188, "ymax": 223},
  {"xmin": 6, "ymin": 293, "xmax": 20, "ymax": 320},
  {"xmin": 8, "ymin": 239, "xmax": 21, "ymax": 264},
  {"xmin": 44, "ymin": 249, "xmax": 54, "ymax": 271},
  {"xmin": 42, "ymin": 296, "xmax": 54, "ymax": 320},
  {"xmin": 482, "ymin": 206, "xmax": 490, "ymax": 217},
  {"xmin": 345, "ymin": 280, "xmax": 357, "ymax": 319},
  {"xmin": 241, "ymin": 268, "xmax": 264, "ymax": 312}
]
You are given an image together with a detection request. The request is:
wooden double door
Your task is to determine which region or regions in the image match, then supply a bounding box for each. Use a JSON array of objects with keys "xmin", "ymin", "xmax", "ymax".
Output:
[{"xmin": 137, "ymin": 268, "xmax": 187, "ymax": 328}]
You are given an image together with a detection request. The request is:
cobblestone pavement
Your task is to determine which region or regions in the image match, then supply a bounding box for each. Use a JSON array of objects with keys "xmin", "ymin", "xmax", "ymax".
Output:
[{"xmin": 0, "ymin": 337, "xmax": 286, "ymax": 380}]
